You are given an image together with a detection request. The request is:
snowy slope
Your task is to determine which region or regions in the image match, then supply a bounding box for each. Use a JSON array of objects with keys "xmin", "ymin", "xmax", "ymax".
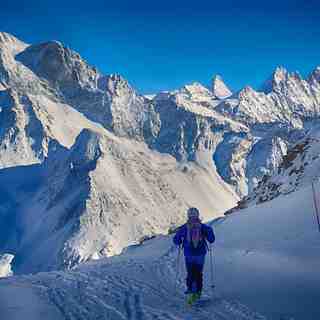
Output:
[
  {"xmin": 214, "ymin": 184, "xmax": 320, "ymax": 319},
  {"xmin": 0, "ymin": 242, "xmax": 267, "ymax": 320},
  {"xmin": 0, "ymin": 183, "xmax": 319, "ymax": 319}
]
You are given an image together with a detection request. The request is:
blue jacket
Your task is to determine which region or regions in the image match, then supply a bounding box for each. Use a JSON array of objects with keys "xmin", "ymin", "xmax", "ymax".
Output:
[{"xmin": 173, "ymin": 223, "xmax": 215, "ymax": 257}]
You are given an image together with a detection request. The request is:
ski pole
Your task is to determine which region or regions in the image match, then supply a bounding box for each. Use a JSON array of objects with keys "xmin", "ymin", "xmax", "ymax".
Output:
[
  {"xmin": 312, "ymin": 181, "xmax": 320, "ymax": 233},
  {"xmin": 209, "ymin": 244, "xmax": 215, "ymax": 289},
  {"xmin": 174, "ymin": 245, "xmax": 182, "ymax": 293}
]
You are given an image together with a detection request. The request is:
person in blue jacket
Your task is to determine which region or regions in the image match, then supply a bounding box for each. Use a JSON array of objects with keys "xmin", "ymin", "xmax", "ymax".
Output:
[{"xmin": 173, "ymin": 207, "xmax": 215, "ymax": 296}]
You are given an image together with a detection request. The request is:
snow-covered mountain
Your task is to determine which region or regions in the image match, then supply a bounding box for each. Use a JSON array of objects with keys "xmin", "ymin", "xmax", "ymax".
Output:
[
  {"xmin": 150, "ymin": 65, "xmax": 320, "ymax": 194},
  {"xmin": 1, "ymin": 31, "xmax": 320, "ymax": 273},
  {"xmin": 0, "ymin": 32, "xmax": 239, "ymax": 273}
]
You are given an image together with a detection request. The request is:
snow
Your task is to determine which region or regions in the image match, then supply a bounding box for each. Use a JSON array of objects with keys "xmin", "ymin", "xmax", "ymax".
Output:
[
  {"xmin": 0, "ymin": 183, "xmax": 319, "ymax": 319},
  {"xmin": 2, "ymin": 127, "xmax": 237, "ymax": 274},
  {"xmin": 214, "ymin": 183, "xmax": 320, "ymax": 319},
  {"xmin": 144, "ymin": 94, "xmax": 156, "ymax": 100},
  {"xmin": 0, "ymin": 254, "xmax": 14, "ymax": 277},
  {"xmin": 0, "ymin": 32, "xmax": 28, "ymax": 55},
  {"xmin": 211, "ymin": 75, "xmax": 232, "ymax": 99}
]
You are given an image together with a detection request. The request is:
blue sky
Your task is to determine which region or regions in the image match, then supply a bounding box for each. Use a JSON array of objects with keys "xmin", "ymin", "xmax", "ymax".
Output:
[{"xmin": 1, "ymin": 0, "xmax": 320, "ymax": 94}]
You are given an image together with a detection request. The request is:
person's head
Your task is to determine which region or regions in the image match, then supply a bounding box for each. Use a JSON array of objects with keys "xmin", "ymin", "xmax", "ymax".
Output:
[{"xmin": 187, "ymin": 207, "xmax": 200, "ymax": 221}]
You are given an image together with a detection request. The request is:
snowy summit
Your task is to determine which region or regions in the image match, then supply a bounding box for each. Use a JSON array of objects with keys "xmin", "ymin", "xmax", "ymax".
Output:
[{"xmin": 211, "ymin": 74, "xmax": 232, "ymax": 99}]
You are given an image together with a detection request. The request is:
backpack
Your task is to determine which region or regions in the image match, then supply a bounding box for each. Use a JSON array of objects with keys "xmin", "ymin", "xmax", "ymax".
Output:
[{"xmin": 186, "ymin": 217, "xmax": 204, "ymax": 248}]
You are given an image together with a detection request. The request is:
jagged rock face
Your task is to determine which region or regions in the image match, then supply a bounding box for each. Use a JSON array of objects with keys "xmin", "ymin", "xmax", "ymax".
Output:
[
  {"xmin": 219, "ymin": 67, "xmax": 320, "ymax": 127},
  {"xmin": 246, "ymin": 135, "xmax": 288, "ymax": 193},
  {"xmin": 102, "ymin": 74, "xmax": 158, "ymax": 139},
  {"xmin": 237, "ymin": 125, "xmax": 320, "ymax": 207},
  {"xmin": 0, "ymin": 83, "xmax": 107, "ymax": 168},
  {"xmin": 206, "ymin": 66, "xmax": 320, "ymax": 193},
  {"xmin": 16, "ymin": 41, "xmax": 99, "ymax": 96},
  {"xmin": 214, "ymin": 132, "xmax": 253, "ymax": 195},
  {"xmin": 151, "ymin": 84, "xmax": 247, "ymax": 163},
  {"xmin": 211, "ymin": 75, "xmax": 232, "ymax": 99},
  {"xmin": 0, "ymin": 32, "xmax": 27, "ymax": 54},
  {"xmin": 309, "ymin": 67, "xmax": 320, "ymax": 105},
  {"xmin": 0, "ymin": 34, "xmax": 155, "ymax": 144},
  {"xmin": 150, "ymin": 73, "xmax": 319, "ymax": 195},
  {"xmin": 0, "ymin": 89, "xmax": 45, "ymax": 167},
  {"xmin": 16, "ymin": 41, "xmax": 156, "ymax": 140}
]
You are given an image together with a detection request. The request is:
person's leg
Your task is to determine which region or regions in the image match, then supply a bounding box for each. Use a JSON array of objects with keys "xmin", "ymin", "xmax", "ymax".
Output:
[
  {"xmin": 194, "ymin": 256, "xmax": 205, "ymax": 294},
  {"xmin": 185, "ymin": 258, "xmax": 194, "ymax": 293}
]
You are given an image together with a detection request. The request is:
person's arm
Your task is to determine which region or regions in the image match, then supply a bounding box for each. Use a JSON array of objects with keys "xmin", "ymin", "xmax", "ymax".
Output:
[
  {"xmin": 173, "ymin": 226, "xmax": 184, "ymax": 246},
  {"xmin": 204, "ymin": 225, "xmax": 215, "ymax": 244}
]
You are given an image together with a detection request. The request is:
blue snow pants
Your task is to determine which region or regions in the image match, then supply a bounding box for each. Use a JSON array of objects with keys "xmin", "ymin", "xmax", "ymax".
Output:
[{"xmin": 185, "ymin": 255, "xmax": 205, "ymax": 293}]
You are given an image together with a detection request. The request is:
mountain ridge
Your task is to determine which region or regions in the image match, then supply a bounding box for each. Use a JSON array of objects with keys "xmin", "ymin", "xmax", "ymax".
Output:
[{"xmin": 0, "ymin": 32, "xmax": 320, "ymax": 272}]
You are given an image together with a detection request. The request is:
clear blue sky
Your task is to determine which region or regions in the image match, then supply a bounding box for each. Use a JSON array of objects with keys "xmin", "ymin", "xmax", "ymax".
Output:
[{"xmin": 1, "ymin": 0, "xmax": 320, "ymax": 94}]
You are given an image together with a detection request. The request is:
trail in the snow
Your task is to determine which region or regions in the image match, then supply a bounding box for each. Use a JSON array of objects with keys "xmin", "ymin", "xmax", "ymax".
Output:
[{"xmin": 0, "ymin": 237, "xmax": 267, "ymax": 320}]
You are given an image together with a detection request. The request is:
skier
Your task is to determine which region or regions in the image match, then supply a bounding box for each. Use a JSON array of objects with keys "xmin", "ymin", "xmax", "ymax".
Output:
[{"xmin": 173, "ymin": 207, "xmax": 215, "ymax": 304}]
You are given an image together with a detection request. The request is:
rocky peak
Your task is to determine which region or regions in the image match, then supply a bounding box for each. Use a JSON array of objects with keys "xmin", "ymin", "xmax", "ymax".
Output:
[
  {"xmin": 309, "ymin": 66, "xmax": 320, "ymax": 84},
  {"xmin": 16, "ymin": 40, "xmax": 99, "ymax": 94},
  {"xmin": 260, "ymin": 67, "xmax": 288, "ymax": 93},
  {"xmin": 261, "ymin": 66, "xmax": 305, "ymax": 95},
  {"xmin": 238, "ymin": 85, "xmax": 256, "ymax": 99},
  {"xmin": 0, "ymin": 32, "xmax": 18, "ymax": 44},
  {"xmin": 104, "ymin": 74, "xmax": 134, "ymax": 97},
  {"xmin": 211, "ymin": 74, "xmax": 232, "ymax": 99},
  {"xmin": 178, "ymin": 82, "xmax": 213, "ymax": 101},
  {"xmin": 70, "ymin": 129, "xmax": 102, "ymax": 170},
  {"xmin": 0, "ymin": 32, "xmax": 28, "ymax": 54},
  {"xmin": 273, "ymin": 66, "xmax": 288, "ymax": 83}
]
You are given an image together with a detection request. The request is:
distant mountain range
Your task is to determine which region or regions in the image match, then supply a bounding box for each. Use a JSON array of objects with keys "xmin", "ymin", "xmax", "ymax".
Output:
[{"xmin": 0, "ymin": 31, "xmax": 320, "ymax": 273}]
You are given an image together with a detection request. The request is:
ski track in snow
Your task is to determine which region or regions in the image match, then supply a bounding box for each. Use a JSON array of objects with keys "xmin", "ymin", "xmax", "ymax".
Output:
[
  {"xmin": 2, "ymin": 185, "xmax": 320, "ymax": 319},
  {"xmin": 0, "ymin": 241, "xmax": 267, "ymax": 320}
]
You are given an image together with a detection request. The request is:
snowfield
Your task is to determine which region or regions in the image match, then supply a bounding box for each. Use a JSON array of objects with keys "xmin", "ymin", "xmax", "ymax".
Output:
[{"xmin": 0, "ymin": 183, "xmax": 319, "ymax": 319}]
